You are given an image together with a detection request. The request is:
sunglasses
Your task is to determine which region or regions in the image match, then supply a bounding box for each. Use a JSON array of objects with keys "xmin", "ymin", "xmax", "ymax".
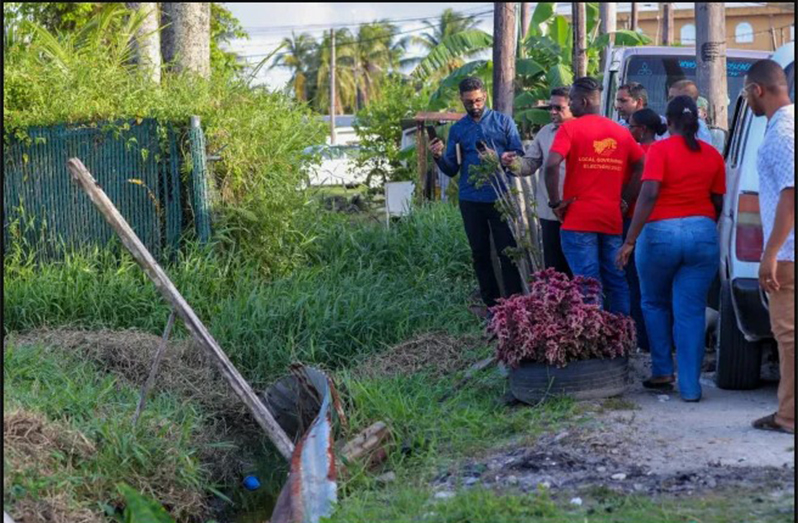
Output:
[{"xmin": 549, "ymin": 105, "xmax": 568, "ymax": 112}]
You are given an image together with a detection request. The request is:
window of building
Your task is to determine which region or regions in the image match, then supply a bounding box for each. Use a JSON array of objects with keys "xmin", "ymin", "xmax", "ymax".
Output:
[
  {"xmin": 735, "ymin": 22, "xmax": 754, "ymax": 44},
  {"xmin": 680, "ymin": 24, "xmax": 696, "ymax": 44}
]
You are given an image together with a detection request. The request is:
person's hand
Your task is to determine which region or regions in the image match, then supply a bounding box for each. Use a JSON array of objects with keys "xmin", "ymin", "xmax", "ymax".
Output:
[
  {"xmin": 500, "ymin": 151, "xmax": 517, "ymax": 167},
  {"xmin": 620, "ymin": 199, "xmax": 629, "ymax": 215},
  {"xmin": 429, "ymin": 138, "xmax": 444, "ymax": 159},
  {"xmin": 478, "ymin": 146, "xmax": 497, "ymax": 162},
  {"xmin": 552, "ymin": 197, "xmax": 575, "ymax": 222},
  {"xmin": 616, "ymin": 242, "xmax": 635, "ymax": 270},
  {"xmin": 759, "ymin": 252, "xmax": 780, "ymax": 293}
]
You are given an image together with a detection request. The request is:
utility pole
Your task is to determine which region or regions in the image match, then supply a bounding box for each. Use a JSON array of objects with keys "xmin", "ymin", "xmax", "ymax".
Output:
[
  {"xmin": 492, "ymin": 2, "xmax": 516, "ymax": 115},
  {"xmin": 520, "ymin": 2, "xmax": 532, "ymax": 40},
  {"xmin": 160, "ymin": 3, "xmax": 210, "ymax": 78},
  {"xmin": 572, "ymin": 2, "xmax": 587, "ymax": 78},
  {"xmin": 661, "ymin": 3, "xmax": 675, "ymax": 46},
  {"xmin": 631, "ymin": 3, "xmax": 639, "ymax": 32},
  {"xmin": 599, "ymin": 3, "xmax": 617, "ymax": 73},
  {"xmin": 696, "ymin": 3, "xmax": 728, "ymax": 131},
  {"xmin": 329, "ymin": 28, "xmax": 336, "ymax": 145}
]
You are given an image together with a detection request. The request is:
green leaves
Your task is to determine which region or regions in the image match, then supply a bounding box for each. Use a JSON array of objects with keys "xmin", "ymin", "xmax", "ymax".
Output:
[
  {"xmin": 515, "ymin": 58, "xmax": 545, "ymax": 77},
  {"xmin": 118, "ymin": 483, "xmax": 176, "ymax": 523},
  {"xmin": 411, "ymin": 29, "xmax": 493, "ymax": 81},
  {"xmin": 546, "ymin": 64, "xmax": 574, "ymax": 89}
]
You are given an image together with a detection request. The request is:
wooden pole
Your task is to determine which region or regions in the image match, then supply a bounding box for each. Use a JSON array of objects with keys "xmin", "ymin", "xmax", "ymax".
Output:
[
  {"xmin": 66, "ymin": 158, "xmax": 295, "ymax": 461},
  {"xmin": 416, "ymin": 123, "xmax": 426, "ymax": 197},
  {"xmin": 520, "ymin": 2, "xmax": 532, "ymax": 40},
  {"xmin": 662, "ymin": 3, "xmax": 674, "ymax": 46},
  {"xmin": 631, "ymin": 3, "xmax": 639, "ymax": 32},
  {"xmin": 132, "ymin": 310, "xmax": 177, "ymax": 425},
  {"xmin": 599, "ymin": 3, "xmax": 617, "ymax": 73},
  {"xmin": 330, "ymin": 28, "xmax": 336, "ymax": 145},
  {"xmin": 695, "ymin": 3, "xmax": 728, "ymax": 131},
  {"xmin": 572, "ymin": 2, "xmax": 587, "ymax": 78},
  {"xmin": 492, "ymin": 2, "xmax": 517, "ymax": 115}
]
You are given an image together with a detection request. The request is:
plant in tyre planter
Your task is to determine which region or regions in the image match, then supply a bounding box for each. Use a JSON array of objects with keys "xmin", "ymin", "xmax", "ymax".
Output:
[{"xmin": 488, "ymin": 268, "xmax": 637, "ymax": 404}]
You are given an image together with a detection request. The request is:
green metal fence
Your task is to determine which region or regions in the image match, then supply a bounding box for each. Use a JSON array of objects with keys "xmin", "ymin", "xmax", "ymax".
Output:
[{"xmin": 3, "ymin": 118, "xmax": 211, "ymax": 260}]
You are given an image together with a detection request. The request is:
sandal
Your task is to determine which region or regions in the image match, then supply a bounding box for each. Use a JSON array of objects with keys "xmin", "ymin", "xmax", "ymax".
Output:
[
  {"xmin": 643, "ymin": 376, "xmax": 675, "ymax": 391},
  {"xmin": 752, "ymin": 413, "xmax": 794, "ymax": 434}
]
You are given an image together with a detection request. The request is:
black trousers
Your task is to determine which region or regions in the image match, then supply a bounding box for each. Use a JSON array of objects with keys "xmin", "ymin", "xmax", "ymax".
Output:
[
  {"xmin": 540, "ymin": 218, "xmax": 573, "ymax": 278},
  {"xmin": 459, "ymin": 200, "xmax": 524, "ymax": 308}
]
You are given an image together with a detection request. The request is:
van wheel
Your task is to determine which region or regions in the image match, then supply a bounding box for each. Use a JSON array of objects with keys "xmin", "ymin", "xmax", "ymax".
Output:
[{"xmin": 714, "ymin": 282, "xmax": 762, "ymax": 390}]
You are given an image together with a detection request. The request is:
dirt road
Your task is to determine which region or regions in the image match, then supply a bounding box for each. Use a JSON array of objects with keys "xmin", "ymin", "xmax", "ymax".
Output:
[{"xmin": 435, "ymin": 352, "xmax": 795, "ymax": 500}]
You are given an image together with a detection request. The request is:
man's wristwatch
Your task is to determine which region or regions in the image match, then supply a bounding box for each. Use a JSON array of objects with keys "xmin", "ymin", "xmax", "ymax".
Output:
[{"xmin": 548, "ymin": 200, "xmax": 562, "ymax": 209}]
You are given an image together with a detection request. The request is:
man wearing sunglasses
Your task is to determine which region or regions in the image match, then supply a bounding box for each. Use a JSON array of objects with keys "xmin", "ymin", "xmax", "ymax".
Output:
[{"xmin": 501, "ymin": 87, "xmax": 573, "ymax": 277}]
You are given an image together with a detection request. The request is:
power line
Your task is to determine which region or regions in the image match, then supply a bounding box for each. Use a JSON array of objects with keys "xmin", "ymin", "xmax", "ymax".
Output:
[
  {"xmin": 235, "ymin": 9, "xmax": 495, "ymax": 61},
  {"xmin": 241, "ymin": 4, "xmax": 493, "ymax": 35}
]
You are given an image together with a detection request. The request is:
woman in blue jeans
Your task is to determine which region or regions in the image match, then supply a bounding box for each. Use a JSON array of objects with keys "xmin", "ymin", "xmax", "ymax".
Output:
[{"xmin": 616, "ymin": 96, "xmax": 726, "ymax": 402}]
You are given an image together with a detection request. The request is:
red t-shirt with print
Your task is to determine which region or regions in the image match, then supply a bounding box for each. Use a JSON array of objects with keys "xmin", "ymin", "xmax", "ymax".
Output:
[
  {"xmin": 641, "ymin": 136, "xmax": 726, "ymax": 222},
  {"xmin": 550, "ymin": 114, "xmax": 645, "ymax": 234},
  {"xmin": 626, "ymin": 142, "xmax": 653, "ymax": 219}
]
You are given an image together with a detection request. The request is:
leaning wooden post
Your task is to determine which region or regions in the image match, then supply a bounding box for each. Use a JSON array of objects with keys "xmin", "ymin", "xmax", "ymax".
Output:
[{"xmin": 66, "ymin": 158, "xmax": 295, "ymax": 461}]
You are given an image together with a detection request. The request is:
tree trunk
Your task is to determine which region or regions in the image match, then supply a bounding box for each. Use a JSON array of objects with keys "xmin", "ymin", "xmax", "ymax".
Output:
[
  {"xmin": 631, "ymin": 3, "xmax": 639, "ymax": 32},
  {"xmin": 126, "ymin": 2, "xmax": 161, "ymax": 83},
  {"xmin": 661, "ymin": 3, "xmax": 674, "ymax": 46},
  {"xmin": 599, "ymin": 3, "xmax": 616, "ymax": 73},
  {"xmin": 492, "ymin": 2, "xmax": 516, "ymax": 116},
  {"xmin": 695, "ymin": 3, "xmax": 728, "ymax": 130},
  {"xmin": 161, "ymin": 2, "xmax": 211, "ymax": 78},
  {"xmin": 572, "ymin": 2, "xmax": 587, "ymax": 78}
]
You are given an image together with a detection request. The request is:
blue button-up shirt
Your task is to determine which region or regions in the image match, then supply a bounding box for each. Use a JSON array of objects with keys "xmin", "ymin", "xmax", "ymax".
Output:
[{"xmin": 434, "ymin": 108, "xmax": 525, "ymax": 202}]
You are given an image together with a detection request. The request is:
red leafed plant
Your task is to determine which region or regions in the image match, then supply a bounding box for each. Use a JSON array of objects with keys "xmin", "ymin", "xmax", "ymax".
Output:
[{"xmin": 489, "ymin": 268, "xmax": 636, "ymax": 368}]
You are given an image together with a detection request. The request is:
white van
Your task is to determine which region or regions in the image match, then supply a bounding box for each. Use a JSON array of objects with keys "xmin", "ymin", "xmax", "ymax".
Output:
[
  {"xmin": 714, "ymin": 42, "xmax": 795, "ymax": 390},
  {"xmin": 601, "ymin": 46, "xmax": 770, "ymax": 146}
]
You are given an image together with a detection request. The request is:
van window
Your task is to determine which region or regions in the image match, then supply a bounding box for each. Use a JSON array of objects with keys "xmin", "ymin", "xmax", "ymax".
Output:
[
  {"xmin": 621, "ymin": 56, "xmax": 759, "ymax": 122},
  {"xmin": 786, "ymin": 62, "xmax": 795, "ymax": 103}
]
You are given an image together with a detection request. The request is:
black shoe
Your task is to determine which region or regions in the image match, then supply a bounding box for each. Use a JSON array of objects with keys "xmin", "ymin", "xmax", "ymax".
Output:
[{"xmin": 642, "ymin": 377, "xmax": 675, "ymax": 391}]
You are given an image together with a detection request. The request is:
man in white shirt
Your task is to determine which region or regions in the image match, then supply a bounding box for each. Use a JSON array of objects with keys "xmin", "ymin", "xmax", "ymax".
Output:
[
  {"xmin": 744, "ymin": 59, "xmax": 794, "ymax": 435},
  {"xmin": 500, "ymin": 87, "xmax": 573, "ymax": 276}
]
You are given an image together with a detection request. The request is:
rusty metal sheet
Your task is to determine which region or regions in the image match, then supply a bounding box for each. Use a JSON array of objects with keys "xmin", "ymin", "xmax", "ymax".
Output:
[{"xmin": 270, "ymin": 367, "xmax": 337, "ymax": 523}]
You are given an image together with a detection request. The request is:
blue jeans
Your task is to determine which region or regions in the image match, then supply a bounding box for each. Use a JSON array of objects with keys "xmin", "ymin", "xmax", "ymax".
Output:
[
  {"xmin": 624, "ymin": 219, "xmax": 650, "ymax": 351},
  {"xmin": 636, "ymin": 217, "xmax": 719, "ymax": 400},
  {"xmin": 560, "ymin": 230, "xmax": 630, "ymax": 315}
]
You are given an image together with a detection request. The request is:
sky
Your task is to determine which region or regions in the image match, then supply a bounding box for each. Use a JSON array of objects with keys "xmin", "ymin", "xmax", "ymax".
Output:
[{"xmin": 222, "ymin": 2, "xmax": 496, "ymax": 89}]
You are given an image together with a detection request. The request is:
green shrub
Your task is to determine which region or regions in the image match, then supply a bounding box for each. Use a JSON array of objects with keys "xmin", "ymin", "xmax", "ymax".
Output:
[{"xmin": 3, "ymin": 6, "xmax": 327, "ymax": 274}]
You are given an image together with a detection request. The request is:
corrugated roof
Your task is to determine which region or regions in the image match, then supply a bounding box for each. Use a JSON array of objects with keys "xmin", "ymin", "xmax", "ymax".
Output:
[{"xmin": 555, "ymin": 2, "xmax": 775, "ymax": 14}]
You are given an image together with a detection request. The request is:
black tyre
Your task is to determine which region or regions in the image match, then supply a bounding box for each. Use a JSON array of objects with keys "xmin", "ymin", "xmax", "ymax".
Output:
[
  {"xmin": 714, "ymin": 282, "xmax": 762, "ymax": 390},
  {"xmin": 509, "ymin": 357, "xmax": 628, "ymax": 404}
]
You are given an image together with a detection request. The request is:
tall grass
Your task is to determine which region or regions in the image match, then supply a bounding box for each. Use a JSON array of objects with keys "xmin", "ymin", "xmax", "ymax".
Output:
[{"xmin": 3, "ymin": 204, "xmax": 478, "ymax": 384}]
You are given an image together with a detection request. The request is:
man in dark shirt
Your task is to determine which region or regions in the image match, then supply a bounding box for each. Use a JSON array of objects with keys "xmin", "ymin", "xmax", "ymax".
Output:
[{"xmin": 429, "ymin": 77, "xmax": 525, "ymax": 312}]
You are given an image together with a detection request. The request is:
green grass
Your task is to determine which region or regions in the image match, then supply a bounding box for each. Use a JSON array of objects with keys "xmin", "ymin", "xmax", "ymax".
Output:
[
  {"xmin": 3, "ymin": 342, "xmax": 214, "ymax": 521},
  {"xmin": 327, "ymin": 485, "xmax": 795, "ymax": 523},
  {"xmin": 3, "ymin": 204, "xmax": 477, "ymax": 386}
]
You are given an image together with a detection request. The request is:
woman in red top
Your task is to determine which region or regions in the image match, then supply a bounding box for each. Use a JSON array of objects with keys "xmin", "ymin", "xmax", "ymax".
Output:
[
  {"xmin": 616, "ymin": 96, "xmax": 726, "ymax": 402},
  {"xmin": 624, "ymin": 108, "xmax": 669, "ymax": 355}
]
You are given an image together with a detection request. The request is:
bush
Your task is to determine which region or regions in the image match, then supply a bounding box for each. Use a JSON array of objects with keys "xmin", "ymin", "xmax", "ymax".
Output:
[
  {"xmin": 352, "ymin": 77, "xmax": 430, "ymax": 185},
  {"xmin": 489, "ymin": 269, "xmax": 636, "ymax": 368},
  {"xmin": 3, "ymin": 6, "xmax": 327, "ymax": 274}
]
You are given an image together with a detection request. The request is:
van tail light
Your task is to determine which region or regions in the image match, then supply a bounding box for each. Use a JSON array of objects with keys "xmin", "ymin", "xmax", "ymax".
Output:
[{"xmin": 735, "ymin": 193, "xmax": 763, "ymax": 262}]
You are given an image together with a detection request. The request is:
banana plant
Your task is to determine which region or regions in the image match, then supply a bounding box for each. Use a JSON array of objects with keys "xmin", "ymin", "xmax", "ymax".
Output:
[{"xmin": 421, "ymin": 3, "xmax": 652, "ymax": 130}]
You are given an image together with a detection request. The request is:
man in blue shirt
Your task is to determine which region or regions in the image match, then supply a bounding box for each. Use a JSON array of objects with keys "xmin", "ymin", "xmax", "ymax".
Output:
[{"xmin": 429, "ymin": 77, "xmax": 525, "ymax": 310}]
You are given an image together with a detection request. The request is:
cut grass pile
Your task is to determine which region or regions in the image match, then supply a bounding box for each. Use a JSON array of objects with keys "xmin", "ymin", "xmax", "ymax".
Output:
[{"xmin": 3, "ymin": 342, "xmax": 214, "ymax": 522}]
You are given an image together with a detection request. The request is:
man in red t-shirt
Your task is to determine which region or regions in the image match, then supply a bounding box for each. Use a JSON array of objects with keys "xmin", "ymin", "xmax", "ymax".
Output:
[{"xmin": 543, "ymin": 77, "xmax": 645, "ymax": 315}]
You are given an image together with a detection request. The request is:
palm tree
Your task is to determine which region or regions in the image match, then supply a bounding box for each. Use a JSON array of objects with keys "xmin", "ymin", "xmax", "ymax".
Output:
[
  {"xmin": 270, "ymin": 31, "xmax": 317, "ymax": 102},
  {"xmin": 408, "ymin": 8, "xmax": 482, "ymax": 75},
  {"xmin": 313, "ymin": 28, "xmax": 357, "ymax": 114},
  {"xmin": 351, "ymin": 21, "xmax": 406, "ymax": 110}
]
